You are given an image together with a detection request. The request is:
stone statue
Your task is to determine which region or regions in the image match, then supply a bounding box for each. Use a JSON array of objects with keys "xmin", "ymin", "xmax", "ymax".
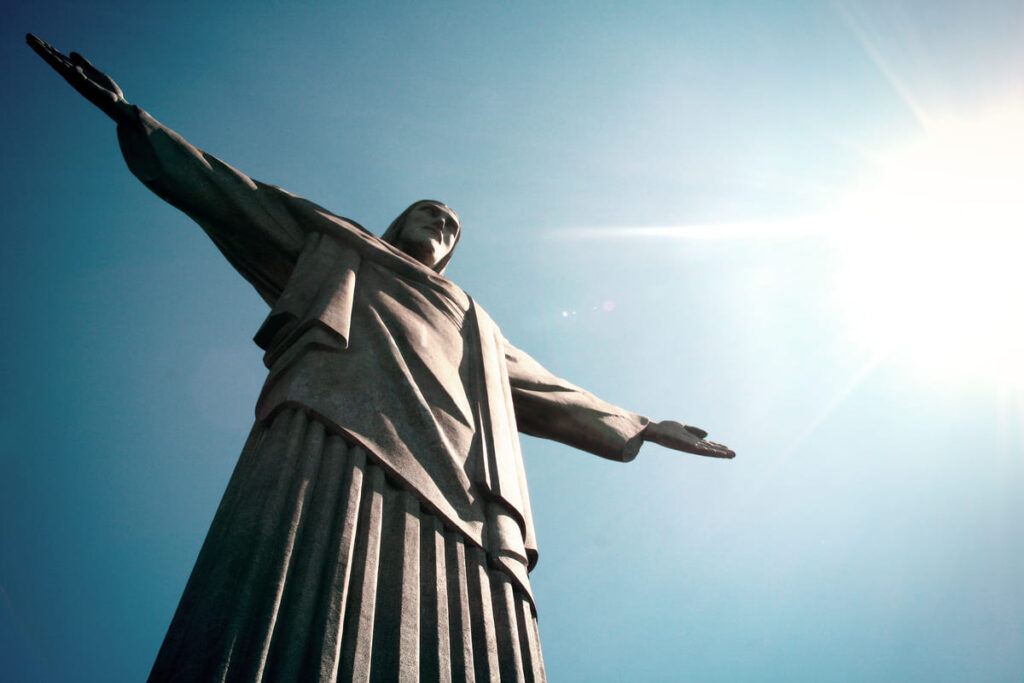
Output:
[{"xmin": 28, "ymin": 34, "xmax": 734, "ymax": 683}]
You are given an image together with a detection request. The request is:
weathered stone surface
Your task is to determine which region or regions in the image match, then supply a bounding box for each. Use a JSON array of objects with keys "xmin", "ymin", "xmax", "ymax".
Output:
[{"xmin": 28, "ymin": 33, "xmax": 733, "ymax": 682}]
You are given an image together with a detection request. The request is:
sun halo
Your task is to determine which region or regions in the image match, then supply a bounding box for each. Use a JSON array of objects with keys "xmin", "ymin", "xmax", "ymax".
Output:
[{"xmin": 830, "ymin": 105, "xmax": 1024, "ymax": 385}]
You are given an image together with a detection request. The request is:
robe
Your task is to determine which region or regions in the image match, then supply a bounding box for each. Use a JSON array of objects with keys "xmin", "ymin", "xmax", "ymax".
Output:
[{"xmin": 117, "ymin": 107, "xmax": 650, "ymax": 682}]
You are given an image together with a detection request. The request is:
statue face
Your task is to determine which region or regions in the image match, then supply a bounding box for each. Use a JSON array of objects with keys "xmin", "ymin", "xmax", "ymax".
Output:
[{"xmin": 397, "ymin": 201, "xmax": 460, "ymax": 269}]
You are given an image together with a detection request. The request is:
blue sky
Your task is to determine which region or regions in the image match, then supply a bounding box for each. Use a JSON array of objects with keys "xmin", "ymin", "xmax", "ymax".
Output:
[{"xmin": 3, "ymin": 1, "xmax": 1024, "ymax": 681}]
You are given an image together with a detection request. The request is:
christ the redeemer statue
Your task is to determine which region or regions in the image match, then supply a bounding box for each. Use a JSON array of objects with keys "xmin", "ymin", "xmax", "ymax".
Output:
[{"xmin": 28, "ymin": 35, "xmax": 734, "ymax": 683}]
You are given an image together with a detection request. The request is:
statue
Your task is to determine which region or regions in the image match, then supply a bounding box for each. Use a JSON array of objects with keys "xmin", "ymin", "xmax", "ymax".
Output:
[{"xmin": 28, "ymin": 34, "xmax": 734, "ymax": 683}]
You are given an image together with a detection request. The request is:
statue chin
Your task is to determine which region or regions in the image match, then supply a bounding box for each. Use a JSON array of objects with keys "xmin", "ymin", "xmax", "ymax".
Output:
[{"xmin": 399, "ymin": 240, "xmax": 447, "ymax": 269}]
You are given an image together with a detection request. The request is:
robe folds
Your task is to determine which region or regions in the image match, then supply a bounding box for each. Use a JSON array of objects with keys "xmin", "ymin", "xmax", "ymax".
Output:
[{"xmin": 118, "ymin": 107, "xmax": 649, "ymax": 682}]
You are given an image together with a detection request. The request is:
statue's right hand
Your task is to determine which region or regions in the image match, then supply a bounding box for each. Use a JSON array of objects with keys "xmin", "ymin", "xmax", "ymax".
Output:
[{"xmin": 27, "ymin": 34, "xmax": 131, "ymax": 123}]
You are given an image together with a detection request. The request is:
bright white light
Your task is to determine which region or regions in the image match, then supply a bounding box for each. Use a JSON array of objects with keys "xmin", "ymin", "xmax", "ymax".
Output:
[
  {"xmin": 553, "ymin": 104, "xmax": 1024, "ymax": 386},
  {"xmin": 554, "ymin": 217, "xmax": 830, "ymax": 241},
  {"xmin": 830, "ymin": 105, "xmax": 1024, "ymax": 383}
]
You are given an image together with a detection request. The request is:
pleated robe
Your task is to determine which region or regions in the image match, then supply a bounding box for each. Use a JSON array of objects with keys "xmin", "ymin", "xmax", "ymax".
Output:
[{"xmin": 117, "ymin": 107, "xmax": 650, "ymax": 682}]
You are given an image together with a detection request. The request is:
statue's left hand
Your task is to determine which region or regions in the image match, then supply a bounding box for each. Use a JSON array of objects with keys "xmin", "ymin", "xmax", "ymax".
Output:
[{"xmin": 643, "ymin": 420, "xmax": 735, "ymax": 459}]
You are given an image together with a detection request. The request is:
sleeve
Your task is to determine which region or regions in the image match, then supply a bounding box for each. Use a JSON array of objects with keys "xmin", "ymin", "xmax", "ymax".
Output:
[
  {"xmin": 504, "ymin": 340, "xmax": 650, "ymax": 462},
  {"xmin": 116, "ymin": 106, "xmax": 313, "ymax": 304}
]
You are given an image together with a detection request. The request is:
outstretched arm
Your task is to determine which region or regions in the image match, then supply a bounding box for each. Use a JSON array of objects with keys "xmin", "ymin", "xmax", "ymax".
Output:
[
  {"xmin": 27, "ymin": 34, "xmax": 317, "ymax": 303},
  {"xmin": 505, "ymin": 341, "xmax": 734, "ymax": 462}
]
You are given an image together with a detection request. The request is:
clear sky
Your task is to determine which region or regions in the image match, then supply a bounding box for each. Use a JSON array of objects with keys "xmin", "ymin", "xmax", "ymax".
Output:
[{"xmin": 3, "ymin": 1, "xmax": 1024, "ymax": 681}]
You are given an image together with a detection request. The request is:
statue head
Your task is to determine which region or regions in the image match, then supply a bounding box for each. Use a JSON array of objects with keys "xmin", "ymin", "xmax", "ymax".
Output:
[{"xmin": 382, "ymin": 200, "xmax": 461, "ymax": 274}]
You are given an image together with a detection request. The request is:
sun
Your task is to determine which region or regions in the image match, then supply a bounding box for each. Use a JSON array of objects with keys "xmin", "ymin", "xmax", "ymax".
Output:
[{"xmin": 830, "ymin": 104, "xmax": 1024, "ymax": 384}]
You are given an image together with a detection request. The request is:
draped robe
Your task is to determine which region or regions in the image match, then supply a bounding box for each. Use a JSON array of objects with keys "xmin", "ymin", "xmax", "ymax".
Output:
[{"xmin": 117, "ymin": 107, "xmax": 650, "ymax": 682}]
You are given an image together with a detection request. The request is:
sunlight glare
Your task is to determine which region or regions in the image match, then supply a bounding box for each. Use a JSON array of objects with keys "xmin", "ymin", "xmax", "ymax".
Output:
[{"xmin": 831, "ymin": 106, "xmax": 1024, "ymax": 384}]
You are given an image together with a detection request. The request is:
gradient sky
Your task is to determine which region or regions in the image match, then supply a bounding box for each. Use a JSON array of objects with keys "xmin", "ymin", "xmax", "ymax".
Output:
[{"xmin": 3, "ymin": 1, "xmax": 1024, "ymax": 681}]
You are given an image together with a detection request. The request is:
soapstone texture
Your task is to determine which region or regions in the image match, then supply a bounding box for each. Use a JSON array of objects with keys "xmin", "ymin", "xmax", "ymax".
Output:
[{"xmin": 27, "ymin": 34, "xmax": 734, "ymax": 682}]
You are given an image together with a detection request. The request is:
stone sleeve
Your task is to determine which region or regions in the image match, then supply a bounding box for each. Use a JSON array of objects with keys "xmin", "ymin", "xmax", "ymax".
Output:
[
  {"xmin": 116, "ymin": 106, "xmax": 308, "ymax": 303},
  {"xmin": 503, "ymin": 340, "xmax": 649, "ymax": 462}
]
